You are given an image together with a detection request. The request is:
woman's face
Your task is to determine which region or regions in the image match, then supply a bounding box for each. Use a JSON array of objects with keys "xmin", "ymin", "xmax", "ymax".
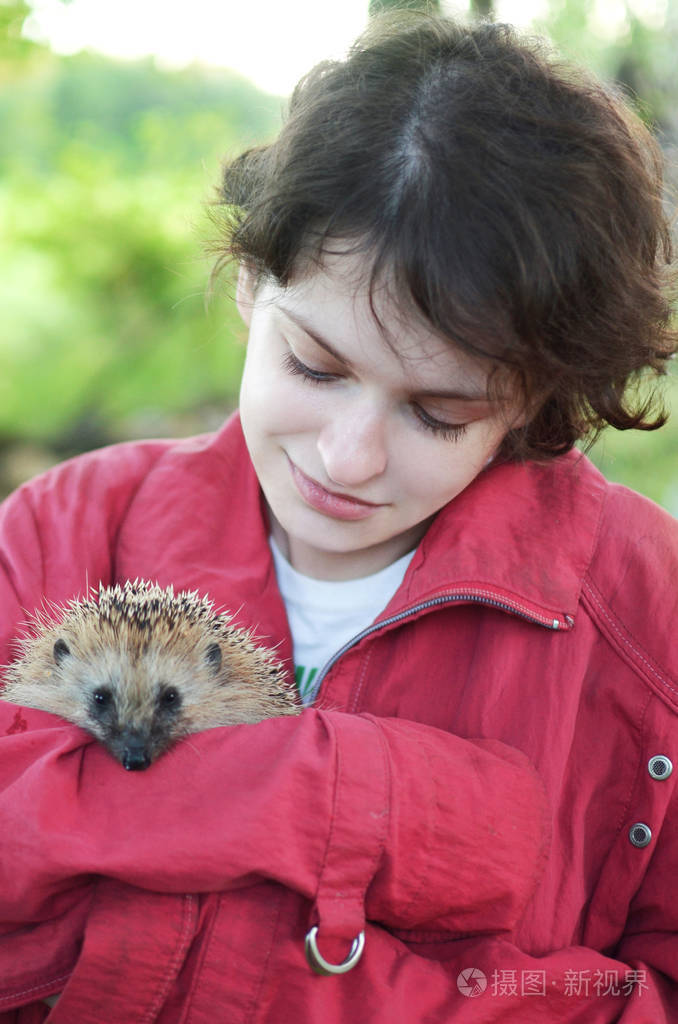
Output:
[{"xmin": 237, "ymin": 251, "xmax": 520, "ymax": 580}]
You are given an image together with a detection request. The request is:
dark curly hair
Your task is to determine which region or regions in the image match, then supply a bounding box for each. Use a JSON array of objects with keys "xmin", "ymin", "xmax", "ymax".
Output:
[{"xmin": 211, "ymin": 12, "xmax": 677, "ymax": 461}]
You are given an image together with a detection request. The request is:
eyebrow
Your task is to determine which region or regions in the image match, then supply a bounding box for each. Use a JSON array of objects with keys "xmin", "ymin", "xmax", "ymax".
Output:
[{"xmin": 277, "ymin": 304, "xmax": 491, "ymax": 403}]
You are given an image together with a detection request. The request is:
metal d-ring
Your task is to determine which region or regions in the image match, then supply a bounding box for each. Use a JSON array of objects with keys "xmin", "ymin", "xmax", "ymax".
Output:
[{"xmin": 304, "ymin": 926, "xmax": 365, "ymax": 976}]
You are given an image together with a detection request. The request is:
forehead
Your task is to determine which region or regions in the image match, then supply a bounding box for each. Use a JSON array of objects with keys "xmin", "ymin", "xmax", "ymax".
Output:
[{"xmin": 273, "ymin": 249, "xmax": 495, "ymax": 394}]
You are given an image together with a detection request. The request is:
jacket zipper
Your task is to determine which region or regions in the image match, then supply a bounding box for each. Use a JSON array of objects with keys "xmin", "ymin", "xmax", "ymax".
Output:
[{"xmin": 313, "ymin": 591, "xmax": 570, "ymax": 694}]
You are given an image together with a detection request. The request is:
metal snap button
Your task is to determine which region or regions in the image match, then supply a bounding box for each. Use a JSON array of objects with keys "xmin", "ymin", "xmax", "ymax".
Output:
[
  {"xmin": 304, "ymin": 926, "xmax": 365, "ymax": 976},
  {"xmin": 648, "ymin": 755, "xmax": 673, "ymax": 780},
  {"xmin": 629, "ymin": 823, "xmax": 652, "ymax": 848}
]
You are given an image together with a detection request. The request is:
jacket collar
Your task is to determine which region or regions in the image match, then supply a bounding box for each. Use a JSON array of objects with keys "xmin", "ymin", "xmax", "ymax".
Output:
[
  {"xmin": 212, "ymin": 415, "xmax": 606, "ymax": 631},
  {"xmin": 397, "ymin": 450, "xmax": 606, "ymax": 627}
]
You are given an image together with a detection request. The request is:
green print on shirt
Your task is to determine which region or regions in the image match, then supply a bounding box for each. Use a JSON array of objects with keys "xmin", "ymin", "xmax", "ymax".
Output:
[{"xmin": 294, "ymin": 665, "xmax": 318, "ymax": 702}]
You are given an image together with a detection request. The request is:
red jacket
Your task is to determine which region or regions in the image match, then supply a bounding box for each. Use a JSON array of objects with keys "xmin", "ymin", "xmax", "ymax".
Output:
[{"xmin": 0, "ymin": 413, "xmax": 676, "ymax": 1022}]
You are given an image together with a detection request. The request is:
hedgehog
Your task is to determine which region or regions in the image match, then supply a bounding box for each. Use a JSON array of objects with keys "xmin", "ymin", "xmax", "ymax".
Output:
[{"xmin": 2, "ymin": 580, "xmax": 300, "ymax": 770}]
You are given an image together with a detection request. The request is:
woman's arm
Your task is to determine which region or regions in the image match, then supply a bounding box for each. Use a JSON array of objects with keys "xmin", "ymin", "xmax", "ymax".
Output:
[{"xmin": 0, "ymin": 705, "xmax": 548, "ymax": 941}]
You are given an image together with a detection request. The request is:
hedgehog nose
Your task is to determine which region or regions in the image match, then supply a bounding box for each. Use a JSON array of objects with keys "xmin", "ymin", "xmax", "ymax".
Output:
[{"xmin": 121, "ymin": 740, "xmax": 152, "ymax": 772}]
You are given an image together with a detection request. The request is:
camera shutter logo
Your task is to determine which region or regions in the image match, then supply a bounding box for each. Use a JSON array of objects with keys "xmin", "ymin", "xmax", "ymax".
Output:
[{"xmin": 457, "ymin": 968, "xmax": 488, "ymax": 998}]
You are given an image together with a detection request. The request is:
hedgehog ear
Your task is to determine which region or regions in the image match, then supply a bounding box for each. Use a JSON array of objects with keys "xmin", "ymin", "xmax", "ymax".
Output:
[
  {"xmin": 53, "ymin": 638, "xmax": 71, "ymax": 665},
  {"xmin": 204, "ymin": 642, "xmax": 222, "ymax": 675}
]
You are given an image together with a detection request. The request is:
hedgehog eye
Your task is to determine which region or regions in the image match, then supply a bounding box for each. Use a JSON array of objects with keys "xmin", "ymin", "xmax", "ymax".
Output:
[
  {"xmin": 53, "ymin": 639, "xmax": 71, "ymax": 665},
  {"xmin": 158, "ymin": 686, "xmax": 181, "ymax": 711},
  {"xmin": 92, "ymin": 688, "xmax": 112, "ymax": 708},
  {"xmin": 204, "ymin": 642, "xmax": 222, "ymax": 674}
]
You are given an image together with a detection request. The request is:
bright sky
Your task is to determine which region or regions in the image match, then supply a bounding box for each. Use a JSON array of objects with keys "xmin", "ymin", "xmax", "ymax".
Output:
[{"xmin": 25, "ymin": 0, "xmax": 554, "ymax": 96}]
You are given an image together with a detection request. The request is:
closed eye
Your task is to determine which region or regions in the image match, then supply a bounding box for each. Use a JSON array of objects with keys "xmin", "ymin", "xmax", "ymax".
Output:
[
  {"xmin": 412, "ymin": 404, "xmax": 469, "ymax": 441},
  {"xmin": 282, "ymin": 350, "xmax": 339, "ymax": 384},
  {"xmin": 283, "ymin": 346, "xmax": 471, "ymax": 442}
]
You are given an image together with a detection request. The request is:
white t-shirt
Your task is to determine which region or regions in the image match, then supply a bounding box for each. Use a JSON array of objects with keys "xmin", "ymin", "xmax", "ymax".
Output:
[{"xmin": 269, "ymin": 537, "xmax": 415, "ymax": 706}]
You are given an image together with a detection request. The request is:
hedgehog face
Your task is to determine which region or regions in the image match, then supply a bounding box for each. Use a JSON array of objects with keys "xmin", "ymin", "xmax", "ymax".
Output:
[
  {"xmin": 3, "ymin": 580, "xmax": 300, "ymax": 770},
  {"xmin": 52, "ymin": 637, "xmax": 225, "ymax": 770},
  {"xmin": 85, "ymin": 676, "xmax": 185, "ymax": 771}
]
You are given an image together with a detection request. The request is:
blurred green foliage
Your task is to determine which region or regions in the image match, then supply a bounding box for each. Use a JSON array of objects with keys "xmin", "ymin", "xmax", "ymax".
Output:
[
  {"xmin": 582, "ymin": 372, "xmax": 678, "ymax": 511},
  {"xmin": 1, "ymin": 166, "xmax": 245, "ymax": 438},
  {"xmin": 529, "ymin": 0, "xmax": 678, "ymax": 511},
  {"xmin": 1, "ymin": 18, "xmax": 281, "ymax": 466},
  {"xmin": 369, "ymin": 0, "xmax": 441, "ymax": 13},
  {"xmin": 1, "ymin": 0, "xmax": 677, "ymax": 512}
]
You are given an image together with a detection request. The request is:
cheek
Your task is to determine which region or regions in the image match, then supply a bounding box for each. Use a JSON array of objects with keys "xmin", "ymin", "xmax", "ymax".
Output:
[
  {"xmin": 85, "ymin": 714, "xmax": 115, "ymax": 742},
  {"xmin": 239, "ymin": 355, "xmax": 283, "ymax": 443},
  {"xmin": 240, "ymin": 353, "xmax": 323, "ymax": 438},
  {"xmin": 398, "ymin": 455, "xmax": 465, "ymax": 506},
  {"xmin": 397, "ymin": 427, "xmax": 502, "ymax": 504},
  {"xmin": 239, "ymin": 343, "xmax": 275, "ymax": 411}
]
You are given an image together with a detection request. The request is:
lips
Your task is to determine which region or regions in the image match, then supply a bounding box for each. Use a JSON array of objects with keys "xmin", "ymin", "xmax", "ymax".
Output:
[{"xmin": 288, "ymin": 458, "xmax": 383, "ymax": 521}]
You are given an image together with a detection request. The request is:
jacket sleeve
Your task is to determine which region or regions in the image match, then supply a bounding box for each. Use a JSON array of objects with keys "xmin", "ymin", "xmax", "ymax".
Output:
[
  {"xmin": 343, "ymin": 799, "xmax": 678, "ymax": 1024},
  {"xmin": 360, "ymin": 767, "xmax": 678, "ymax": 1018},
  {"xmin": 0, "ymin": 706, "xmax": 547, "ymax": 938}
]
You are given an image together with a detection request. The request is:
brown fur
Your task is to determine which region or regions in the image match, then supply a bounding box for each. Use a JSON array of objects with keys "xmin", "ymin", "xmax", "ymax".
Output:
[{"xmin": 2, "ymin": 580, "xmax": 300, "ymax": 770}]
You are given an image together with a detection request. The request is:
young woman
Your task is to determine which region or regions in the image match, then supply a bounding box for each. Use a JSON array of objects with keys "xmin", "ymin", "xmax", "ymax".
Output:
[{"xmin": 1, "ymin": 13, "xmax": 677, "ymax": 1022}]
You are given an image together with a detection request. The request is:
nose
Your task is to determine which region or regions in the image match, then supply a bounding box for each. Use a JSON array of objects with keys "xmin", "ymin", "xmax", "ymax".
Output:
[
  {"xmin": 317, "ymin": 401, "xmax": 388, "ymax": 488},
  {"xmin": 120, "ymin": 732, "xmax": 153, "ymax": 771},
  {"xmin": 122, "ymin": 747, "xmax": 151, "ymax": 771}
]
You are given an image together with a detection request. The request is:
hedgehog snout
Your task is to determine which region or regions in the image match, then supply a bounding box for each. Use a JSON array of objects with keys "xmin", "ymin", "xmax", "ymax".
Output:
[{"xmin": 118, "ymin": 728, "xmax": 153, "ymax": 771}]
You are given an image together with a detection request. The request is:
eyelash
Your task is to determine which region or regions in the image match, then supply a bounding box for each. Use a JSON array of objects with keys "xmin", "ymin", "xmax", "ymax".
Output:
[
  {"xmin": 281, "ymin": 351, "xmax": 469, "ymax": 442},
  {"xmin": 283, "ymin": 350, "xmax": 336, "ymax": 385}
]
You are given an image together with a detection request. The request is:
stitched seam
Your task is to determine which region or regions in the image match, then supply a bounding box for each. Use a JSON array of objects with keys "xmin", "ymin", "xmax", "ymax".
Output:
[
  {"xmin": 584, "ymin": 580, "xmax": 669, "ymax": 682},
  {"xmin": 183, "ymin": 896, "xmax": 221, "ymax": 1024},
  {"xmin": 582, "ymin": 579, "xmax": 678, "ymax": 700},
  {"xmin": 141, "ymin": 894, "xmax": 196, "ymax": 1024},
  {"xmin": 361, "ymin": 716, "xmax": 392, "ymax": 901},
  {"xmin": 349, "ymin": 647, "xmax": 373, "ymax": 714},
  {"xmin": 242, "ymin": 890, "xmax": 285, "ymax": 1024},
  {"xmin": 314, "ymin": 714, "xmax": 340, "ymax": 917},
  {"xmin": 340, "ymin": 717, "xmax": 391, "ymax": 911},
  {"xmin": 397, "ymin": 735, "xmax": 435, "ymax": 918},
  {"xmin": 581, "ymin": 463, "xmax": 607, "ymax": 581},
  {"xmin": 612, "ymin": 692, "xmax": 653, "ymax": 840},
  {"xmin": 315, "ymin": 715, "xmax": 390, "ymax": 922},
  {"xmin": 0, "ymin": 970, "xmax": 73, "ymax": 1006}
]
